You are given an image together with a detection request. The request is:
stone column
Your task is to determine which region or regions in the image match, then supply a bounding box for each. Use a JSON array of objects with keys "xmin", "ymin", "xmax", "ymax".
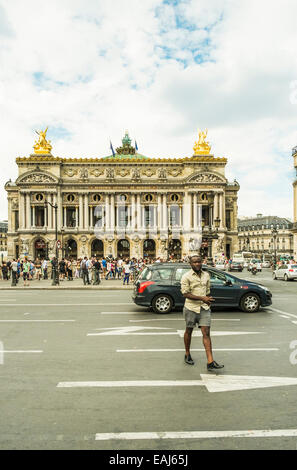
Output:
[
  {"xmin": 222, "ymin": 192, "xmax": 226, "ymax": 228},
  {"xmin": 183, "ymin": 192, "xmax": 190, "ymax": 232},
  {"xmin": 136, "ymin": 194, "xmax": 141, "ymax": 231},
  {"xmin": 19, "ymin": 192, "xmax": 25, "ymax": 230},
  {"xmin": 131, "ymin": 194, "xmax": 136, "ymax": 230},
  {"xmin": 214, "ymin": 192, "xmax": 219, "ymax": 222},
  {"xmin": 105, "ymin": 194, "xmax": 110, "ymax": 231},
  {"xmin": 219, "ymin": 192, "xmax": 224, "ymax": 229},
  {"xmin": 157, "ymin": 194, "xmax": 162, "ymax": 231},
  {"xmin": 84, "ymin": 194, "xmax": 89, "ymax": 229},
  {"xmin": 79, "ymin": 194, "xmax": 84, "ymax": 230},
  {"xmin": 48, "ymin": 194, "xmax": 52, "ymax": 229},
  {"xmin": 110, "ymin": 194, "xmax": 115, "ymax": 230},
  {"xmin": 7, "ymin": 198, "xmax": 12, "ymax": 232},
  {"xmin": 162, "ymin": 194, "xmax": 167, "ymax": 230},
  {"xmin": 32, "ymin": 206, "xmax": 35, "ymax": 227},
  {"xmin": 57, "ymin": 188, "xmax": 62, "ymax": 231},
  {"xmin": 90, "ymin": 206, "xmax": 93, "ymax": 228},
  {"xmin": 75, "ymin": 207, "xmax": 79, "ymax": 228},
  {"xmin": 193, "ymin": 193, "xmax": 198, "ymax": 230},
  {"xmin": 26, "ymin": 193, "xmax": 31, "ymax": 229},
  {"xmin": 53, "ymin": 194, "xmax": 57, "ymax": 230},
  {"xmin": 154, "ymin": 206, "xmax": 158, "ymax": 230}
]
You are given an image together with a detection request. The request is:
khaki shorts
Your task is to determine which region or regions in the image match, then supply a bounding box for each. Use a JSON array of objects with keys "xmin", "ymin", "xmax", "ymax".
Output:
[{"xmin": 183, "ymin": 306, "xmax": 211, "ymax": 329}]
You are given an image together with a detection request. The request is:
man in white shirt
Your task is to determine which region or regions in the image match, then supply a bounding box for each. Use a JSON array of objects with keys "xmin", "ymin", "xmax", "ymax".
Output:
[{"xmin": 123, "ymin": 260, "xmax": 131, "ymax": 285}]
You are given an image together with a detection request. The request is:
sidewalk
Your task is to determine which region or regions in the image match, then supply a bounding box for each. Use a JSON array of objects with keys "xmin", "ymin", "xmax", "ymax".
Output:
[{"xmin": 0, "ymin": 277, "xmax": 134, "ymax": 290}]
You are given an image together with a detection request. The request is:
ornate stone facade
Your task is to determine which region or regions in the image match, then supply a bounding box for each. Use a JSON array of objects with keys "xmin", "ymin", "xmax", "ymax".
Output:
[
  {"xmin": 238, "ymin": 215, "xmax": 294, "ymax": 259},
  {"xmin": 4, "ymin": 130, "xmax": 240, "ymax": 261}
]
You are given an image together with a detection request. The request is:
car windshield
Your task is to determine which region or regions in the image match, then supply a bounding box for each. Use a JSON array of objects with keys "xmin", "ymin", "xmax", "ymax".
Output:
[{"xmin": 290, "ymin": 265, "xmax": 297, "ymax": 268}]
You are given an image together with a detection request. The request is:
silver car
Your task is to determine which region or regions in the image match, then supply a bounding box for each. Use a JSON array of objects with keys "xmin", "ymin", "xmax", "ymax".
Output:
[
  {"xmin": 215, "ymin": 262, "xmax": 226, "ymax": 271},
  {"xmin": 273, "ymin": 264, "xmax": 297, "ymax": 281}
]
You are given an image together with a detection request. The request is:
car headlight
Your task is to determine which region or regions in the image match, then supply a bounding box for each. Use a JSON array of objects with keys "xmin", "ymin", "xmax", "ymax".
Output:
[{"xmin": 258, "ymin": 285, "xmax": 270, "ymax": 292}]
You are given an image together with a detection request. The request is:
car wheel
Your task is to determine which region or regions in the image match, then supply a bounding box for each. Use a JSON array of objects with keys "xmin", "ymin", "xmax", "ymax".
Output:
[
  {"xmin": 284, "ymin": 274, "xmax": 289, "ymax": 282},
  {"xmin": 152, "ymin": 294, "xmax": 173, "ymax": 314},
  {"xmin": 240, "ymin": 293, "xmax": 260, "ymax": 313}
]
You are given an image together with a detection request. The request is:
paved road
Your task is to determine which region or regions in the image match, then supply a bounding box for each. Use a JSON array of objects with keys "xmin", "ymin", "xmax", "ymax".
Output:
[{"xmin": 0, "ymin": 268, "xmax": 297, "ymax": 450}]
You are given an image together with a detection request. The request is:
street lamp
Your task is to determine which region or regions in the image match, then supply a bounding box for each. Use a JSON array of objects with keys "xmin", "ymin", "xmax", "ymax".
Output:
[
  {"xmin": 271, "ymin": 224, "xmax": 278, "ymax": 269},
  {"xmin": 44, "ymin": 199, "xmax": 59, "ymax": 285}
]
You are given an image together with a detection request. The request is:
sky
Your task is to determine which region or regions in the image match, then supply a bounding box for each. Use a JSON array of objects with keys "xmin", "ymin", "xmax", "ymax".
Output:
[{"xmin": 0, "ymin": 0, "xmax": 297, "ymax": 221}]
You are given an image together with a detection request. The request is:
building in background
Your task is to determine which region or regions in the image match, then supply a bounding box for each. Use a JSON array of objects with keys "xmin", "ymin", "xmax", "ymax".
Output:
[
  {"xmin": 238, "ymin": 214, "xmax": 294, "ymax": 261},
  {"xmin": 4, "ymin": 128, "xmax": 239, "ymax": 261},
  {"xmin": 292, "ymin": 145, "xmax": 297, "ymax": 258},
  {"xmin": 0, "ymin": 220, "xmax": 8, "ymax": 262}
]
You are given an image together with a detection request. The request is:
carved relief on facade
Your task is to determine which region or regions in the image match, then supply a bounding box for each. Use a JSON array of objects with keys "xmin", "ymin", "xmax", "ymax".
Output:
[
  {"xmin": 11, "ymin": 198, "xmax": 19, "ymax": 210},
  {"xmin": 168, "ymin": 168, "xmax": 182, "ymax": 177},
  {"xmin": 116, "ymin": 168, "xmax": 130, "ymax": 177},
  {"xmin": 142, "ymin": 168, "xmax": 156, "ymax": 177},
  {"xmin": 189, "ymin": 173, "xmax": 225, "ymax": 183},
  {"xmin": 106, "ymin": 168, "xmax": 115, "ymax": 180},
  {"xmin": 19, "ymin": 173, "xmax": 56, "ymax": 184},
  {"xmin": 90, "ymin": 169, "xmax": 104, "ymax": 177},
  {"xmin": 158, "ymin": 168, "xmax": 167, "ymax": 180},
  {"xmin": 79, "ymin": 168, "xmax": 88, "ymax": 179},
  {"xmin": 63, "ymin": 168, "xmax": 78, "ymax": 177},
  {"xmin": 131, "ymin": 168, "xmax": 141, "ymax": 181}
]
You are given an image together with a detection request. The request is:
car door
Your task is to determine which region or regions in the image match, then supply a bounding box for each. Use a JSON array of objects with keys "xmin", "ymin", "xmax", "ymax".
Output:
[
  {"xmin": 277, "ymin": 265, "xmax": 285, "ymax": 279},
  {"xmin": 282, "ymin": 264, "xmax": 288, "ymax": 279},
  {"xmin": 209, "ymin": 270, "xmax": 242, "ymax": 307}
]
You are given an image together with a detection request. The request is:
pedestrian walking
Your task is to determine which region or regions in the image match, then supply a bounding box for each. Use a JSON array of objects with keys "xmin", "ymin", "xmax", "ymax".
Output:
[
  {"xmin": 180, "ymin": 255, "xmax": 224, "ymax": 371},
  {"xmin": 81, "ymin": 257, "xmax": 90, "ymax": 285},
  {"xmin": 11, "ymin": 259, "xmax": 18, "ymax": 286},
  {"xmin": 22, "ymin": 258, "xmax": 31, "ymax": 286},
  {"xmin": 35, "ymin": 258, "xmax": 42, "ymax": 281},
  {"xmin": 1, "ymin": 262, "xmax": 8, "ymax": 280},
  {"xmin": 123, "ymin": 260, "xmax": 131, "ymax": 285},
  {"xmin": 42, "ymin": 259, "xmax": 48, "ymax": 279},
  {"xmin": 67, "ymin": 259, "xmax": 73, "ymax": 281},
  {"xmin": 93, "ymin": 258, "xmax": 101, "ymax": 285}
]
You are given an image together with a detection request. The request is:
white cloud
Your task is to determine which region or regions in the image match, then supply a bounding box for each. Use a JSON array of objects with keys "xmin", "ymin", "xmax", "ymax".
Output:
[{"xmin": 0, "ymin": 0, "xmax": 296, "ymax": 221}]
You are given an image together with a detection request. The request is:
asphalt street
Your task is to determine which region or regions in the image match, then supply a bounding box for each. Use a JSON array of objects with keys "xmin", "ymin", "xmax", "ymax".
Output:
[{"xmin": 0, "ymin": 268, "xmax": 297, "ymax": 450}]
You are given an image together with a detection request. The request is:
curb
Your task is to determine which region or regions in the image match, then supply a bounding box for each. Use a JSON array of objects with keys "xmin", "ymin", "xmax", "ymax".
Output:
[{"xmin": 0, "ymin": 286, "xmax": 134, "ymax": 290}]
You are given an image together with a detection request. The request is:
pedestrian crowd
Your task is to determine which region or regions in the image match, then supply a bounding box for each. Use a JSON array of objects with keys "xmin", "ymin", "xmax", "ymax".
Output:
[{"xmin": 0, "ymin": 256, "xmax": 175, "ymax": 286}]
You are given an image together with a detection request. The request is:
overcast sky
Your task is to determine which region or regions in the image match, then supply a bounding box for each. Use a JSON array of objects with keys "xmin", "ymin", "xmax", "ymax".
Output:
[{"xmin": 0, "ymin": 0, "xmax": 297, "ymax": 221}]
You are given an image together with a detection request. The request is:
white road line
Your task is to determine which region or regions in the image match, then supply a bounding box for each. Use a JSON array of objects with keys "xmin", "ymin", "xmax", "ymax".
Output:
[
  {"xmin": 129, "ymin": 318, "xmax": 241, "ymax": 323},
  {"xmin": 0, "ymin": 303, "xmax": 133, "ymax": 306},
  {"xmin": 0, "ymin": 320, "xmax": 75, "ymax": 322},
  {"xmin": 1, "ymin": 350, "xmax": 43, "ymax": 353},
  {"xmin": 57, "ymin": 380, "xmax": 205, "ymax": 388},
  {"xmin": 57, "ymin": 374, "xmax": 297, "ymax": 393},
  {"xmin": 100, "ymin": 312, "xmax": 146, "ymax": 315},
  {"xmin": 88, "ymin": 328, "xmax": 263, "ymax": 337},
  {"xmin": 95, "ymin": 429, "xmax": 297, "ymax": 441},
  {"xmin": 269, "ymin": 308, "xmax": 297, "ymax": 319},
  {"xmin": 116, "ymin": 348, "xmax": 279, "ymax": 352}
]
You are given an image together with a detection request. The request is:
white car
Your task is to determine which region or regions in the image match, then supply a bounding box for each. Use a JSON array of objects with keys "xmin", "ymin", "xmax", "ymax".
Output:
[
  {"xmin": 215, "ymin": 262, "xmax": 226, "ymax": 271},
  {"xmin": 273, "ymin": 264, "xmax": 297, "ymax": 281},
  {"xmin": 262, "ymin": 261, "xmax": 271, "ymax": 268}
]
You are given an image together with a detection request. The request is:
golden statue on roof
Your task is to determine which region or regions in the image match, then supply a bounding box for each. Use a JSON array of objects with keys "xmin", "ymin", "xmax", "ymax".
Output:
[
  {"xmin": 33, "ymin": 127, "xmax": 52, "ymax": 154},
  {"xmin": 193, "ymin": 129, "xmax": 211, "ymax": 155}
]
